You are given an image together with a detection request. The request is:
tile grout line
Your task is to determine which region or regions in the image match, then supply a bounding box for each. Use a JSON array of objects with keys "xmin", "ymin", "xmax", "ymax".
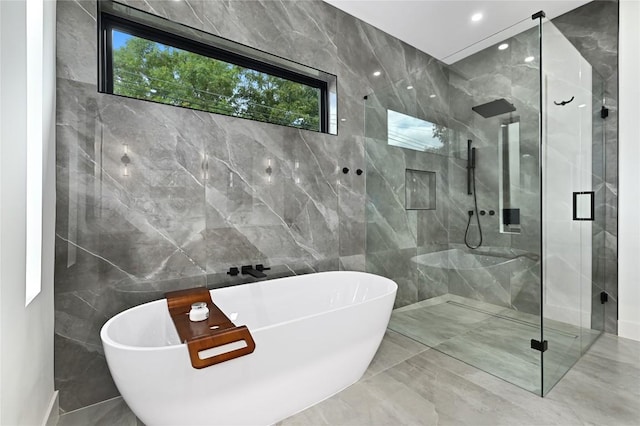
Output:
[{"xmin": 364, "ymin": 329, "xmax": 432, "ymax": 381}]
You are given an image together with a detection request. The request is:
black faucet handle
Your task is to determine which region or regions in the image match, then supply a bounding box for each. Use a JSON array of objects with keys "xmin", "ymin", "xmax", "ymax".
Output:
[
  {"xmin": 255, "ymin": 264, "xmax": 271, "ymax": 272},
  {"xmin": 227, "ymin": 267, "xmax": 240, "ymax": 276}
]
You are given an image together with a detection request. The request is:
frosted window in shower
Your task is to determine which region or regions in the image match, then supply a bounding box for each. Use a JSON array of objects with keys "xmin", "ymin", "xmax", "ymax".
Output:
[
  {"xmin": 387, "ymin": 109, "xmax": 445, "ymax": 152},
  {"xmin": 405, "ymin": 169, "xmax": 436, "ymax": 210}
]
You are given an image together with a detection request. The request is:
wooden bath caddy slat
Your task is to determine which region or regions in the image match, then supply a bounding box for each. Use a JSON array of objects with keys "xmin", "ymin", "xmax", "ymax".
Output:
[{"xmin": 165, "ymin": 287, "xmax": 256, "ymax": 369}]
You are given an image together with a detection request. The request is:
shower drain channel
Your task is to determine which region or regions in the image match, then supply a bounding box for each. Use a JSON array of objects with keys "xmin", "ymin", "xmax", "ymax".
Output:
[{"xmin": 445, "ymin": 300, "xmax": 580, "ymax": 339}]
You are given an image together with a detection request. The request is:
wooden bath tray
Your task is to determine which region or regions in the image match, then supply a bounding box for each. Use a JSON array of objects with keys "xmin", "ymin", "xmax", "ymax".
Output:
[{"xmin": 165, "ymin": 287, "xmax": 256, "ymax": 369}]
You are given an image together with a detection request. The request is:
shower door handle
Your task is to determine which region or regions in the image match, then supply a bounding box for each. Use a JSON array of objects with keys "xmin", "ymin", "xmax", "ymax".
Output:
[{"xmin": 572, "ymin": 191, "xmax": 594, "ymax": 221}]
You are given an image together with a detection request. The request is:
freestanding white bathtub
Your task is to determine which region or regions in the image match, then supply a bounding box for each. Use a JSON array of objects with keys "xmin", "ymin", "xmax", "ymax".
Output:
[{"xmin": 100, "ymin": 271, "xmax": 397, "ymax": 425}]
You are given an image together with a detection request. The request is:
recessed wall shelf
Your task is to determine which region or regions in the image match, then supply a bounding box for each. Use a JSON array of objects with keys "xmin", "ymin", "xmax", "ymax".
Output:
[{"xmin": 405, "ymin": 169, "xmax": 436, "ymax": 210}]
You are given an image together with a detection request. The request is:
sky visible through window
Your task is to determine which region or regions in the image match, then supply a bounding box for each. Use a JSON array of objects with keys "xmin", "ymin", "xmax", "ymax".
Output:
[
  {"xmin": 387, "ymin": 109, "xmax": 445, "ymax": 152},
  {"xmin": 112, "ymin": 30, "xmax": 130, "ymax": 49}
]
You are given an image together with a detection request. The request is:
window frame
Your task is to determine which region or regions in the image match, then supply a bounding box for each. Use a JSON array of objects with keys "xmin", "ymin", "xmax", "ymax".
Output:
[{"xmin": 98, "ymin": 9, "xmax": 330, "ymax": 133}]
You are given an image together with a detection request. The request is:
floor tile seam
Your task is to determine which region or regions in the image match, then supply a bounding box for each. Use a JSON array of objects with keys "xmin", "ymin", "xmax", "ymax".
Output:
[
  {"xmin": 366, "ymin": 345, "xmax": 432, "ymax": 380},
  {"xmin": 58, "ymin": 396, "xmax": 124, "ymax": 417},
  {"xmin": 366, "ymin": 346, "xmax": 431, "ymax": 380},
  {"xmin": 384, "ymin": 328, "xmax": 433, "ymax": 352},
  {"xmin": 377, "ymin": 348, "xmax": 549, "ymax": 415},
  {"xmin": 407, "ymin": 347, "xmax": 547, "ymax": 396}
]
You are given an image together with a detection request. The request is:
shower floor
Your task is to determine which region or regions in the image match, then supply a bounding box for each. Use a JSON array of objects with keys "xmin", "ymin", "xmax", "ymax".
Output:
[{"xmin": 388, "ymin": 294, "xmax": 601, "ymax": 395}]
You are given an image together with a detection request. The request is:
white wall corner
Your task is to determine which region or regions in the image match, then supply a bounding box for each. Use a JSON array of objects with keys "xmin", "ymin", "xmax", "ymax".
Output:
[
  {"xmin": 618, "ymin": 0, "xmax": 640, "ymax": 342},
  {"xmin": 618, "ymin": 320, "xmax": 640, "ymax": 342}
]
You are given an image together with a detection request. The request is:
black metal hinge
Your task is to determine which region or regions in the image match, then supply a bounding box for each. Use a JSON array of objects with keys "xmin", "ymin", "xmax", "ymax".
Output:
[
  {"xmin": 601, "ymin": 291, "xmax": 609, "ymax": 304},
  {"xmin": 601, "ymin": 106, "xmax": 609, "ymax": 119},
  {"xmin": 532, "ymin": 10, "xmax": 546, "ymax": 20},
  {"xmin": 531, "ymin": 339, "xmax": 548, "ymax": 352}
]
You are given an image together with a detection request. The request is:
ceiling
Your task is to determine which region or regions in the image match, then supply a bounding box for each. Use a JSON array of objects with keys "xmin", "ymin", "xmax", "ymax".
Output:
[{"xmin": 323, "ymin": 0, "xmax": 591, "ymax": 64}]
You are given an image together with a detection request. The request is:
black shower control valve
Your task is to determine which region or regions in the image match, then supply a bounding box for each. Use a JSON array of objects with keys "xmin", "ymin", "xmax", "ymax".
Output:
[
  {"xmin": 255, "ymin": 264, "xmax": 271, "ymax": 272},
  {"xmin": 342, "ymin": 167, "xmax": 349, "ymax": 174},
  {"xmin": 489, "ymin": 210, "xmax": 496, "ymax": 216},
  {"xmin": 480, "ymin": 210, "xmax": 486, "ymax": 216},
  {"xmin": 356, "ymin": 169, "xmax": 363, "ymax": 176},
  {"xmin": 227, "ymin": 267, "xmax": 240, "ymax": 276}
]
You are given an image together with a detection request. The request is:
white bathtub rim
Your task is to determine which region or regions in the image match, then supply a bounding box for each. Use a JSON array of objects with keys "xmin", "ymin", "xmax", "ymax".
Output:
[{"xmin": 101, "ymin": 271, "xmax": 397, "ymax": 352}]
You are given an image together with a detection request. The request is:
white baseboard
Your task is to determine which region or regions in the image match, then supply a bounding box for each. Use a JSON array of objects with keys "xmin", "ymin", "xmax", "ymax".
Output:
[
  {"xmin": 618, "ymin": 320, "xmax": 640, "ymax": 342},
  {"xmin": 42, "ymin": 390, "xmax": 59, "ymax": 426}
]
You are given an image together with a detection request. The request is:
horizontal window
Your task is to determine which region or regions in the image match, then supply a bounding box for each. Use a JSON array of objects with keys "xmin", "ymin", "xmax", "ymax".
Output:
[
  {"xmin": 98, "ymin": 2, "xmax": 337, "ymax": 134},
  {"xmin": 387, "ymin": 109, "xmax": 448, "ymax": 152}
]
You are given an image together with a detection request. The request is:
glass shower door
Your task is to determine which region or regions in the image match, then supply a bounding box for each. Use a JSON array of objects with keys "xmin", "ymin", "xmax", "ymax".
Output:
[
  {"xmin": 540, "ymin": 18, "xmax": 606, "ymax": 395},
  {"xmin": 365, "ymin": 16, "xmax": 547, "ymax": 395}
]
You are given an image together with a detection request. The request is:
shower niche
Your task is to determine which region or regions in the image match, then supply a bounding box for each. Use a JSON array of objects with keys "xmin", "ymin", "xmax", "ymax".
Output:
[
  {"xmin": 364, "ymin": 13, "xmax": 606, "ymax": 396},
  {"xmin": 405, "ymin": 169, "xmax": 436, "ymax": 210}
]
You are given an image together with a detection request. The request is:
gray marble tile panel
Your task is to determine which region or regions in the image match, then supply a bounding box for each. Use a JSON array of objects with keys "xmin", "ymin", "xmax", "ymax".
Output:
[
  {"xmin": 55, "ymin": 334, "xmax": 119, "ymax": 413},
  {"xmin": 56, "ymin": 0, "xmax": 97, "ymax": 84},
  {"xmin": 338, "ymin": 254, "xmax": 365, "ymax": 272},
  {"xmin": 510, "ymin": 259, "xmax": 541, "ymax": 315},
  {"xmin": 365, "ymin": 247, "xmax": 418, "ymax": 308}
]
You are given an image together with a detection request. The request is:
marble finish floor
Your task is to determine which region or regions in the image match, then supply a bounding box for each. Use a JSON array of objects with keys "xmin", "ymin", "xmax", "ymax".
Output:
[
  {"xmin": 388, "ymin": 294, "xmax": 602, "ymax": 395},
  {"xmin": 57, "ymin": 329, "xmax": 639, "ymax": 426}
]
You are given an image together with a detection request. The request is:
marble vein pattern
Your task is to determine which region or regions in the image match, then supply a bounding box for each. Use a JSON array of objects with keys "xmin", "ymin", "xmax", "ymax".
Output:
[
  {"xmin": 55, "ymin": 0, "xmax": 455, "ymax": 412},
  {"xmin": 55, "ymin": 0, "xmax": 619, "ymax": 414}
]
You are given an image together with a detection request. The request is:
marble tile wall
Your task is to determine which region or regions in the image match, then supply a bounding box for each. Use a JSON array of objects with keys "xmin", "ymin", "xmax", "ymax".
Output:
[
  {"xmin": 55, "ymin": 0, "xmax": 619, "ymax": 414},
  {"xmin": 440, "ymin": 26, "xmax": 543, "ymax": 315},
  {"xmin": 363, "ymin": 76, "xmax": 452, "ymax": 308},
  {"xmin": 362, "ymin": 1, "xmax": 618, "ymax": 323},
  {"xmin": 55, "ymin": 0, "xmax": 453, "ymax": 413}
]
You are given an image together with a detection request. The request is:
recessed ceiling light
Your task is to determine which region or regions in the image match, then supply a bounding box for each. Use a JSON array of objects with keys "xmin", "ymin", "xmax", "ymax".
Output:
[
  {"xmin": 498, "ymin": 43, "xmax": 509, "ymax": 50},
  {"xmin": 407, "ymin": 85, "xmax": 414, "ymax": 90},
  {"xmin": 429, "ymin": 94, "xmax": 437, "ymax": 98},
  {"xmin": 524, "ymin": 56, "xmax": 535, "ymax": 63},
  {"xmin": 340, "ymin": 118, "xmax": 347, "ymax": 122},
  {"xmin": 373, "ymin": 71, "xmax": 381, "ymax": 77},
  {"xmin": 578, "ymin": 104, "xmax": 586, "ymax": 108},
  {"xmin": 471, "ymin": 12, "xmax": 483, "ymax": 22}
]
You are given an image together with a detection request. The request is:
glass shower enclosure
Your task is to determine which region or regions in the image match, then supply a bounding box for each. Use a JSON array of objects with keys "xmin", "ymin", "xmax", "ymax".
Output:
[{"xmin": 364, "ymin": 14, "xmax": 606, "ymax": 395}]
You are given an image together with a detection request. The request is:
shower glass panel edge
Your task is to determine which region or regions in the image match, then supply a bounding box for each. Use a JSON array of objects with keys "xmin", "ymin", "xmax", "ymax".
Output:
[
  {"xmin": 364, "ymin": 16, "xmax": 545, "ymax": 395},
  {"xmin": 540, "ymin": 17, "xmax": 606, "ymax": 396}
]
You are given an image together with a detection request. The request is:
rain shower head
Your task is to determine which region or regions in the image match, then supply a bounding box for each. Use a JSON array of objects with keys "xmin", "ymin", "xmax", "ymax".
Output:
[{"xmin": 472, "ymin": 99, "xmax": 516, "ymax": 118}]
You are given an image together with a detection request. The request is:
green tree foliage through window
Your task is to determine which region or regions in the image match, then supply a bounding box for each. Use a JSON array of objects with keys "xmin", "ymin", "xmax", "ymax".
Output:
[{"xmin": 112, "ymin": 30, "xmax": 321, "ymax": 131}]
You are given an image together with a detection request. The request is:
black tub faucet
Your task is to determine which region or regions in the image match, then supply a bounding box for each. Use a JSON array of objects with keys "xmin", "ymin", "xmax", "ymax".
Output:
[{"xmin": 241, "ymin": 265, "xmax": 267, "ymax": 278}]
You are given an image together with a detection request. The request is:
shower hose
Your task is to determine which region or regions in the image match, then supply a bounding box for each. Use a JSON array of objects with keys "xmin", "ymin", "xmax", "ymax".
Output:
[{"xmin": 464, "ymin": 167, "xmax": 483, "ymax": 249}]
